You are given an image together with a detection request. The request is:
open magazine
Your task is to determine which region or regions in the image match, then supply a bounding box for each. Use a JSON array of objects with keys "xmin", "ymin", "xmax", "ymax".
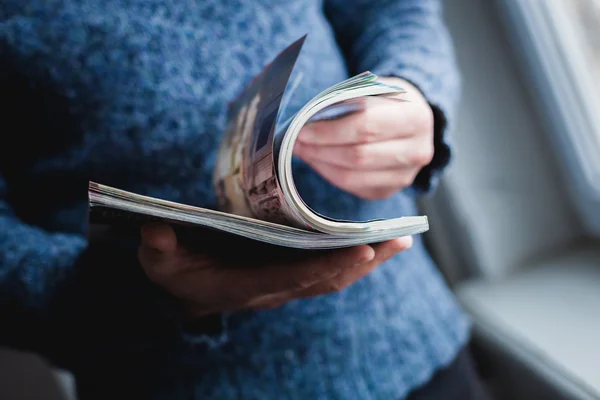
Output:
[{"xmin": 88, "ymin": 36, "xmax": 430, "ymax": 249}]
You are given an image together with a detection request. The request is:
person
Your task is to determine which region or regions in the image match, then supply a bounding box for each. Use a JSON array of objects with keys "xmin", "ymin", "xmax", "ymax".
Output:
[{"xmin": 0, "ymin": 1, "xmax": 491, "ymax": 399}]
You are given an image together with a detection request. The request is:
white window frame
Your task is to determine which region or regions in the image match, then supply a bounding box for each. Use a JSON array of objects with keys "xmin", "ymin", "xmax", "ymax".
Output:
[{"xmin": 498, "ymin": 0, "xmax": 600, "ymax": 236}]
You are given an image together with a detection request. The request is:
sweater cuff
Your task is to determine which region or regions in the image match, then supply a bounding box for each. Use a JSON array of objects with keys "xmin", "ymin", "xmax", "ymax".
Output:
[{"xmin": 413, "ymin": 103, "xmax": 451, "ymax": 193}]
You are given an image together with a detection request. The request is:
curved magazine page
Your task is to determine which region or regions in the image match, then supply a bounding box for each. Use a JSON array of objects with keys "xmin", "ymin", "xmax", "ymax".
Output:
[
  {"xmin": 213, "ymin": 36, "xmax": 310, "ymax": 229},
  {"xmin": 277, "ymin": 82, "xmax": 431, "ymax": 236},
  {"xmin": 211, "ymin": 35, "xmax": 414, "ymax": 234},
  {"xmin": 273, "ymin": 98, "xmax": 367, "ymax": 166}
]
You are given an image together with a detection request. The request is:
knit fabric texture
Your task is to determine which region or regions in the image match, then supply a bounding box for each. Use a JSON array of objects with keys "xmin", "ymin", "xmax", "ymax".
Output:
[{"xmin": 0, "ymin": 1, "xmax": 470, "ymax": 399}]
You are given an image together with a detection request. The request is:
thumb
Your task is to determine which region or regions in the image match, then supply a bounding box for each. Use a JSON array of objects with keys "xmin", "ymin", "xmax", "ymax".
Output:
[{"xmin": 141, "ymin": 223, "xmax": 178, "ymax": 253}]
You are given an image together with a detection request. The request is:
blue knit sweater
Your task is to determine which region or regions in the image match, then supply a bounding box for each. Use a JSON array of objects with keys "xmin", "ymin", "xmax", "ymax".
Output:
[{"xmin": 0, "ymin": 1, "xmax": 469, "ymax": 399}]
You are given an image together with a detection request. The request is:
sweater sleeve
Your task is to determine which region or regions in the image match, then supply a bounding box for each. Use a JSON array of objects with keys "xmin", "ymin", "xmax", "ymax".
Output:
[
  {"xmin": 0, "ymin": 175, "xmax": 229, "ymax": 364},
  {"xmin": 0, "ymin": 31, "xmax": 227, "ymax": 366},
  {"xmin": 324, "ymin": 0, "xmax": 461, "ymax": 192},
  {"xmin": 0, "ymin": 175, "xmax": 87, "ymax": 314}
]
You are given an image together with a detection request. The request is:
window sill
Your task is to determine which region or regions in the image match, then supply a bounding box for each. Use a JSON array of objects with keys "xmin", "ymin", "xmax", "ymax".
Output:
[{"xmin": 457, "ymin": 242, "xmax": 600, "ymax": 400}]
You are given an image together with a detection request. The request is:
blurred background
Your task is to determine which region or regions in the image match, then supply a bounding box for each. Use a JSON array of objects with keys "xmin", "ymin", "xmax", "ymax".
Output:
[
  {"xmin": 1, "ymin": 0, "xmax": 599, "ymax": 399},
  {"xmin": 421, "ymin": 0, "xmax": 600, "ymax": 399}
]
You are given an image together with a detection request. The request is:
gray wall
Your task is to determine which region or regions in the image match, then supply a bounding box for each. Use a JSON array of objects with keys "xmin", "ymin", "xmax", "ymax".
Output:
[{"xmin": 422, "ymin": 0, "xmax": 583, "ymax": 284}]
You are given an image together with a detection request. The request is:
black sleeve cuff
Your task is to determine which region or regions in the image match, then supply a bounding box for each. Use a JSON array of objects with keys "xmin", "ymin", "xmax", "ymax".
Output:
[{"xmin": 412, "ymin": 103, "xmax": 452, "ymax": 194}]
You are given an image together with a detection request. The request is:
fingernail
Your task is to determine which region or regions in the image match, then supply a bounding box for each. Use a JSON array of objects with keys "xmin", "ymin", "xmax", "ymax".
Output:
[{"xmin": 354, "ymin": 248, "xmax": 375, "ymax": 266}]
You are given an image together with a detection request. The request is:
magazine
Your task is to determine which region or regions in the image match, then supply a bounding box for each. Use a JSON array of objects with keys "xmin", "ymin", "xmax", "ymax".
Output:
[{"xmin": 88, "ymin": 36, "xmax": 429, "ymax": 249}]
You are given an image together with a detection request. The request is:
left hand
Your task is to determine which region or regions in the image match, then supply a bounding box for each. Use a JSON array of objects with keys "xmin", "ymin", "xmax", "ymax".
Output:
[
  {"xmin": 293, "ymin": 77, "xmax": 435, "ymax": 200},
  {"xmin": 138, "ymin": 223, "xmax": 413, "ymax": 317}
]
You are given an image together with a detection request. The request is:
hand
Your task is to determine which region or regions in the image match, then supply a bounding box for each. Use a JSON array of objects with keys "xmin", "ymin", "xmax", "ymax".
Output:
[
  {"xmin": 294, "ymin": 77, "xmax": 434, "ymax": 200},
  {"xmin": 138, "ymin": 223, "xmax": 413, "ymax": 317}
]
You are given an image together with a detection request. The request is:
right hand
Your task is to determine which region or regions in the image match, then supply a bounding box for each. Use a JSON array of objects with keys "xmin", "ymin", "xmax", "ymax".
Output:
[{"xmin": 138, "ymin": 223, "xmax": 413, "ymax": 318}]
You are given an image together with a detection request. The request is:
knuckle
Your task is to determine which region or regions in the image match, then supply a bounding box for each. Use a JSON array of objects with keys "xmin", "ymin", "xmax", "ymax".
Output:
[
  {"xmin": 145, "ymin": 264, "xmax": 179, "ymax": 288},
  {"xmin": 140, "ymin": 260, "xmax": 168, "ymax": 284},
  {"xmin": 418, "ymin": 105, "xmax": 435, "ymax": 133},
  {"xmin": 360, "ymin": 112, "xmax": 379, "ymax": 143},
  {"xmin": 286, "ymin": 275, "xmax": 310, "ymax": 291},
  {"xmin": 249, "ymin": 299, "xmax": 275, "ymax": 310},
  {"xmin": 350, "ymin": 145, "xmax": 370, "ymax": 168},
  {"xmin": 230, "ymin": 286, "xmax": 253, "ymax": 304},
  {"xmin": 360, "ymin": 190, "xmax": 380, "ymax": 200},
  {"xmin": 139, "ymin": 247, "xmax": 191, "ymax": 283},
  {"xmin": 336, "ymin": 168, "xmax": 355, "ymax": 189},
  {"xmin": 325, "ymin": 280, "xmax": 346, "ymax": 293},
  {"xmin": 409, "ymin": 143, "xmax": 434, "ymax": 167},
  {"xmin": 311, "ymin": 144, "xmax": 324, "ymax": 159},
  {"xmin": 381, "ymin": 188, "xmax": 397, "ymax": 199},
  {"xmin": 361, "ymin": 126, "xmax": 379, "ymax": 143},
  {"xmin": 399, "ymin": 173, "xmax": 416, "ymax": 189},
  {"xmin": 258, "ymin": 300, "xmax": 286, "ymax": 310},
  {"xmin": 247, "ymin": 293, "xmax": 289, "ymax": 310},
  {"xmin": 246, "ymin": 275, "xmax": 274, "ymax": 297},
  {"xmin": 363, "ymin": 188, "xmax": 395, "ymax": 200},
  {"xmin": 278, "ymin": 270, "xmax": 314, "ymax": 292},
  {"xmin": 144, "ymin": 266, "xmax": 164, "ymax": 283},
  {"xmin": 254, "ymin": 303, "xmax": 277, "ymax": 311}
]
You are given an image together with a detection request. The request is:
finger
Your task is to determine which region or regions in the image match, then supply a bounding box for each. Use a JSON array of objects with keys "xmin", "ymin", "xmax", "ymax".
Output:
[
  {"xmin": 139, "ymin": 223, "xmax": 178, "ymax": 278},
  {"xmin": 251, "ymin": 237, "xmax": 413, "ymax": 304},
  {"xmin": 295, "ymin": 237, "xmax": 413, "ymax": 297},
  {"xmin": 139, "ymin": 223, "xmax": 200, "ymax": 280},
  {"xmin": 138, "ymin": 243, "xmax": 173, "ymax": 282},
  {"xmin": 141, "ymin": 223, "xmax": 178, "ymax": 253},
  {"xmin": 303, "ymin": 158, "xmax": 420, "ymax": 199},
  {"xmin": 296, "ymin": 98, "xmax": 429, "ymax": 145},
  {"xmin": 226, "ymin": 245, "xmax": 376, "ymax": 300},
  {"xmin": 294, "ymin": 138, "xmax": 433, "ymax": 171}
]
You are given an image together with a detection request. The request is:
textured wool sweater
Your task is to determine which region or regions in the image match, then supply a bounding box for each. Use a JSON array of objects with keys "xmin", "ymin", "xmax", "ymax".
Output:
[{"xmin": 0, "ymin": 1, "xmax": 470, "ymax": 399}]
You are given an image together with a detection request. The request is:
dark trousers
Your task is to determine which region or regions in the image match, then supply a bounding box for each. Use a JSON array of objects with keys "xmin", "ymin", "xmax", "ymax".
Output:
[{"xmin": 404, "ymin": 346, "xmax": 492, "ymax": 400}]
